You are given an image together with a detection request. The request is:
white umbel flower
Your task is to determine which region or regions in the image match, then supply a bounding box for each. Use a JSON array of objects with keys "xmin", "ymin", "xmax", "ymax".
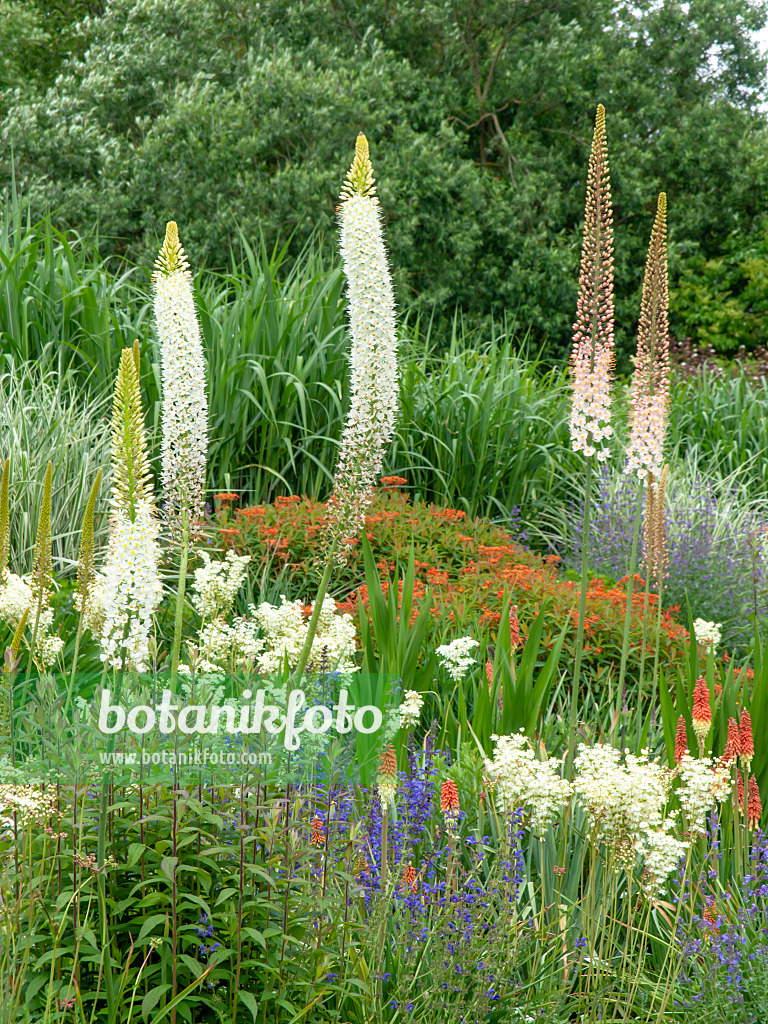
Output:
[
  {"xmin": 252, "ymin": 594, "xmax": 358, "ymax": 676},
  {"xmin": 152, "ymin": 222, "xmax": 208, "ymax": 535},
  {"xmin": 436, "ymin": 636, "xmax": 479, "ymax": 682},
  {"xmin": 191, "ymin": 550, "xmax": 251, "ymax": 620},
  {"xmin": 692, "ymin": 618, "xmax": 721, "ymax": 651},
  {"xmin": 399, "ymin": 690, "xmax": 424, "ymax": 729},
  {"xmin": 99, "ymin": 498, "xmax": 163, "ymax": 673},
  {"xmin": 326, "ymin": 134, "xmax": 399, "ymax": 558},
  {"xmin": 485, "ymin": 732, "xmax": 574, "ymax": 836}
]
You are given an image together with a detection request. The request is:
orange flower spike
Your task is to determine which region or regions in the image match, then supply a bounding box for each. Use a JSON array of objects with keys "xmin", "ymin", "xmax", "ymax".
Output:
[
  {"xmin": 691, "ymin": 677, "xmax": 711, "ymax": 754},
  {"xmin": 510, "ymin": 605, "xmax": 521, "ymax": 650},
  {"xmin": 739, "ymin": 711, "xmax": 754, "ymax": 772},
  {"xmin": 440, "ymin": 779, "xmax": 460, "ymax": 816},
  {"xmin": 401, "ymin": 863, "xmax": 418, "ymax": 893},
  {"xmin": 485, "ymin": 659, "xmax": 493, "ymax": 691},
  {"xmin": 720, "ymin": 717, "xmax": 741, "ymax": 769},
  {"xmin": 310, "ymin": 816, "xmax": 325, "ymax": 848},
  {"xmin": 748, "ymin": 775, "xmax": 762, "ymax": 829},
  {"xmin": 674, "ymin": 715, "xmax": 687, "ymax": 764}
]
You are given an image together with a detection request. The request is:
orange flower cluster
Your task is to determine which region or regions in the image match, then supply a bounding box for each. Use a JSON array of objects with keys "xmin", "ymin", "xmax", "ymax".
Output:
[
  {"xmin": 310, "ymin": 816, "xmax": 325, "ymax": 848},
  {"xmin": 691, "ymin": 677, "xmax": 711, "ymax": 752},
  {"xmin": 674, "ymin": 715, "xmax": 687, "ymax": 764},
  {"xmin": 401, "ymin": 863, "xmax": 418, "ymax": 893},
  {"xmin": 215, "ymin": 486, "xmax": 701, "ymax": 693},
  {"xmin": 440, "ymin": 779, "xmax": 460, "ymax": 816}
]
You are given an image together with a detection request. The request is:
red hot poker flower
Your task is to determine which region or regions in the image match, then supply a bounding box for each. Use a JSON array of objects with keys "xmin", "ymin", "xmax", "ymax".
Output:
[
  {"xmin": 401, "ymin": 863, "xmax": 418, "ymax": 893},
  {"xmin": 720, "ymin": 717, "xmax": 741, "ymax": 770},
  {"xmin": 674, "ymin": 715, "xmax": 687, "ymax": 764},
  {"xmin": 310, "ymin": 816, "xmax": 325, "ymax": 848},
  {"xmin": 748, "ymin": 775, "xmax": 762, "ymax": 829},
  {"xmin": 739, "ymin": 711, "xmax": 754, "ymax": 771},
  {"xmin": 440, "ymin": 779, "xmax": 460, "ymax": 817},
  {"xmin": 691, "ymin": 677, "xmax": 711, "ymax": 753}
]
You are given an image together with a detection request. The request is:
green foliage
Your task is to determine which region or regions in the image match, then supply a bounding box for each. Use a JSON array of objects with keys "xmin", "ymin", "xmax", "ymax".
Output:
[{"xmin": 3, "ymin": 0, "xmax": 768, "ymax": 364}]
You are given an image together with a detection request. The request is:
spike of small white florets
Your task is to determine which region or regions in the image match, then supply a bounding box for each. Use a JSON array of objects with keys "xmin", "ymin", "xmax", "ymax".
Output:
[
  {"xmin": 152, "ymin": 222, "xmax": 208, "ymax": 536},
  {"xmin": 326, "ymin": 136, "xmax": 398, "ymax": 557},
  {"xmin": 99, "ymin": 497, "xmax": 163, "ymax": 673}
]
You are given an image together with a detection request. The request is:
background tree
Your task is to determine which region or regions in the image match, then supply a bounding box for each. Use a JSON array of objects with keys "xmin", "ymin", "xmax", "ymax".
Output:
[{"xmin": 2, "ymin": 0, "xmax": 767, "ymax": 367}]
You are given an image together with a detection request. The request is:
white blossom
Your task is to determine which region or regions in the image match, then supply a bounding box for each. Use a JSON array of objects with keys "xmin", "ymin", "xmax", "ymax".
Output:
[
  {"xmin": 326, "ymin": 135, "xmax": 399, "ymax": 556},
  {"xmin": 436, "ymin": 636, "xmax": 479, "ymax": 682},
  {"xmin": 675, "ymin": 754, "xmax": 729, "ymax": 834},
  {"xmin": 692, "ymin": 618, "xmax": 721, "ymax": 651},
  {"xmin": 253, "ymin": 595, "xmax": 358, "ymax": 676},
  {"xmin": 485, "ymin": 732, "xmax": 573, "ymax": 836},
  {"xmin": 0, "ymin": 572, "xmax": 33, "ymax": 627},
  {"xmin": 153, "ymin": 222, "xmax": 208, "ymax": 534},
  {"xmin": 99, "ymin": 498, "xmax": 163, "ymax": 673},
  {"xmin": 191, "ymin": 550, "xmax": 250, "ymax": 620},
  {"xmin": 399, "ymin": 690, "xmax": 424, "ymax": 729}
]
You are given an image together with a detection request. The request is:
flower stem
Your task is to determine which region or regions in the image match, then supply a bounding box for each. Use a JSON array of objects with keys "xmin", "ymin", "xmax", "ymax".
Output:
[
  {"xmin": 170, "ymin": 506, "xmax": 190, "ymax": 684},
  {"xmin": 567, "ymin": 455, "xmax": 594, "ymax": 775},
  {"xmin": 617, "ymin": 483, "xmax": 643, "ymax": 716},
  {"xmin": 291, "ymin": 536, "xmax": 340, "ymax": 692}
]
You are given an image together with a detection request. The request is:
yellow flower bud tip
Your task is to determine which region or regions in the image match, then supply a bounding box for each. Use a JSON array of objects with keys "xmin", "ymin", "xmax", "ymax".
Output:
[
  {"xmin": 339, "ymin": 133, "xmax": 377, "ymax": 202},
  {"xmin": 153, "ymin": 220, "xmax": 190, "ymax": 278}
]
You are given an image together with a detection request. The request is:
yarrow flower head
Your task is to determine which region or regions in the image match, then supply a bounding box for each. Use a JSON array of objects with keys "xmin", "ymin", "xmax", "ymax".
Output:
[
  {"xmin": 436, "ymin": 636, "xmax": 479, "ymax": 681},
  {"xmin": 152, "ymin": 221, "xmax": 208, "ymax": 538},
  {"xmin": 569, "ymin": 104, "xmax": 615, "ymax": 462},
  {"xmin": 692, "ymin": 618, "xmax": 721, "ymax": 651},
  {"xmin": 326, "ymin": 135, "xmax": 399, "ymax": 562},
  {"xmin": 675, "ymin": 754, "xmax": 729, "ymax": 834},
  {"xmin": 624, "ymin": 194, "xmax": 670, "ymax": 479}
]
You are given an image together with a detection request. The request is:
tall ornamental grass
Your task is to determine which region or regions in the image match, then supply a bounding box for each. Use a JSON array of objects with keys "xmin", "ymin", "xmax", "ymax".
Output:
[{"xmin": 0, "ymin": 363, "xmax": 112, "ymax": 574}]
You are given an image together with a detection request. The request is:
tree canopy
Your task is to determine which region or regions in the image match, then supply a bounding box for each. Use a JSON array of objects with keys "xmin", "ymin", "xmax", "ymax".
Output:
[{"xmin": 2, "ymin": 0, "xmax": 767, "ymax": 366}]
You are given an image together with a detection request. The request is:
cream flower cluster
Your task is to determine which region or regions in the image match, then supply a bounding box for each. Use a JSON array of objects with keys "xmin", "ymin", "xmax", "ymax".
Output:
[
  {"xmin": 675, "ymin": 754, "xmax": 729, "ymax": 834},
  {"xmin": 99, "ymin": 498, "xmax": 163, "ymax": 673},
  {"xmin": 153, "ymin": 223, "xmax": 208, "ymax": 533},
  {"xmin": 436, "ymin": 637, "xmax": 479, "ymax": 682},
  {"xmin": 624, "ymin": 391, "xmax": 668, "ymax": 478},
  {"xmin": 74, "ymin": 576, "xmax": 108, "ymax": 636},
  {"xmin": 399, "ymin": 690, "xmax": 424, "ymax": 729},
  {"xmin": 485, "ymin": 732, "xmax": 573, "ymax": 836},
  {"xmin": 327, "ymin": 137, "xmax": 399, "ymax": 556},
  {"xmin": 197, "ymin": 618, "xmax": 265, "ymax": 671},
  {"xmin": 570, "ymin": 363, "xmax": 614, "ymax": 462},
  {"xmin": 573, "ymin": 743, "xmax": 672, "ymax": 841},
  {"xmin": 192, "ymin": 550, "xmax": 251, "ymax": 620},
  {"xmin": 640, "ymin": 829, "xmax": 689, "ymax": 892},
  {"xmin": 624, "ymin": 194, "xmax": 669, "ymax": 479},
  {"xmin": 0, "ymin": 572, "xmax": 63, "ymax": 667},
  {"xmin": 0, "ymin": 572, "xmax": 33, "ymax": 626},
  {"xmin": 253, "ymin": 595, "xmax": 358, "ymax": 676},
  {"xmin": 692, "ymin": 618, "xmax": 722, "ymax": 651}
]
